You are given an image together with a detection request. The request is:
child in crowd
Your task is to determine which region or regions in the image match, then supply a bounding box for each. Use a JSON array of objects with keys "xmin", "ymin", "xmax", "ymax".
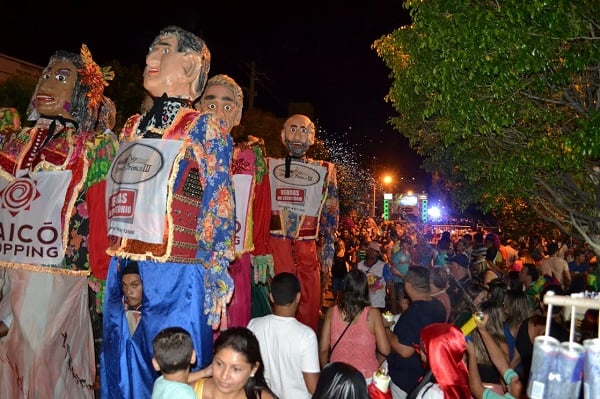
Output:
[{"xmin": 151, "ymin": 327, "xmax": 197, "ymax": 399}]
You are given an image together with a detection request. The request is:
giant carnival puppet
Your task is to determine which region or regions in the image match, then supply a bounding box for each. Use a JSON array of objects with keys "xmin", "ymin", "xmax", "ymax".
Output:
[
  {"xmin": 268, "ymin": 114, "xmax": 339, "ymax": 333},
  {"xmin": 0, "ymin": 45, "xmax": 117, "ymax": 399},
  {"xmin": 101, "ymin": 26, "xmax": 235, "ymax": 398},
  {"xmin": 196, "ymin": 74, "xmax": 273, "ymax": 328}
]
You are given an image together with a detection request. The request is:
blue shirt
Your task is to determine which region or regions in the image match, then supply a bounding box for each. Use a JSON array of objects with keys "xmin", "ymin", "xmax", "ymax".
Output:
[
  {"xmin": 387, "ymin": 299, "xmax": 446, "ymax": 392},
  {"xmin": 151, "ymin": 375, "xmax": 196, "ymax": 399}
]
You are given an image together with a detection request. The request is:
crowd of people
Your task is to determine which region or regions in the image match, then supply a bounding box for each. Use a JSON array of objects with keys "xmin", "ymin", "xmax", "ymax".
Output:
[
  {"xmin": 320, "ymin": 216, "xmax": 598, "ymax": 398},
  {"xmin": 0, "ymin": 22, "xmax": 597, "ymax": 399}
]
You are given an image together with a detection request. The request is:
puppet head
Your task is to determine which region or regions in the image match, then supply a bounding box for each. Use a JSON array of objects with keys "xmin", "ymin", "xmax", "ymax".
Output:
[
  {"xmin": 281, "ymin": 114, "xmax": 315, "ymax": 157},
  {"xmin": 27, "ymin": 45, "xmax": 114, "ymax": 133},
  {"xmin": 197, "ymin": 74, "xmax": 243, "ymax": 129},
  {"xmin": 144, "ymin": 25, "xmax": 211, "ymax": 100}
]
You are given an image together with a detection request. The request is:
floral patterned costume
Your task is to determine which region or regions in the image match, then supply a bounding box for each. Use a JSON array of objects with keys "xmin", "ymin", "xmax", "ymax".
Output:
[
  {"xmin": 101, "ymin": 98, "xmax": 235, "ymax": 399},
  {"xmin": 0, "ymin": 116, "xmax": 117, "ymax": 399}
]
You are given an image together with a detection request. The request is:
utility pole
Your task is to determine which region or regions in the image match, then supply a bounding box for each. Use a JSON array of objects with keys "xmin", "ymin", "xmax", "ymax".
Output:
[
  {"xmin": 372, "ymin": 156, "xmax": 376, "ymax": 217},
  {"xmin": 248, "ymin": 61, "xmax": 256, "ymax": 111}
]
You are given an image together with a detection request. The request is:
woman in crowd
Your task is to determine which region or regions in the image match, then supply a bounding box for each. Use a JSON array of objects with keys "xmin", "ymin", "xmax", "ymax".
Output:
[
  {"xmin": 331, "ymin": 238, "xmax": 349, "ymax": 304},
  {"xmin": 319, "ymin": 269, "xmax": 391, "ymax": 381},
  {"xmin": 502, "ymin": 289, "xmax": 532, "ymax": 374},
  {"xmin": 190, "ymin": 327, "xmax": 278, "ymax": 399},
  {"xmin": 312, "ymin": 362, "xmax": 369, "ymax": 399},
  {"xmin": 469, "ymin": 301, "xmax": 509, "ymax": 394},
  {"xmin": 467, "ymin": 314, "xmax": 525, "ymax": 399},
  {"xmin": 430, "ymin": 267, "xmax": 451, "ymax": 322},
  {"xmin": 390, "ymin": 236, "xmax": 413, "ymax": 307}
]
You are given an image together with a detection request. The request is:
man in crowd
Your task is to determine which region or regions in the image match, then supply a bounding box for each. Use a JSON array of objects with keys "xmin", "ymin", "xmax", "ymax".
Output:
[
  {"xmin": 540, "ymin": 241, "xmax": 571, "ymax": 292},
  {"xmin": 357, "ymin": 241, "xmax": 394, "ymax": 312},
  {"xmin": 248, "ymin": 272, "xmax": 320, "ymax": 398},
  {"xmin": 386, "ymin": 266, "xmax": 446, "ymax": 398}
]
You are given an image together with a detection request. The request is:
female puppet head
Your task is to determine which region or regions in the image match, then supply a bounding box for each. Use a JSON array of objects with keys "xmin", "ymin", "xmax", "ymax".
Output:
[{"xmin": 27, "ymin": 44, "xmax": 114, "ymax": 132}]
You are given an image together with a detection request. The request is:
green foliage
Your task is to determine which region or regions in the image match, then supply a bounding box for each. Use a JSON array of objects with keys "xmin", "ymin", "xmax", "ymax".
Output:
[
  {"xmin": 103, "ymin": 61, "xmax": 145, "ymax": 130},
  {"xmin": 374, "ymin": 0, "xmax": 600, "ymax": 249},
  {"xmin": 0, "ymin": 74, "xmax": 38, "ymax": 118}
]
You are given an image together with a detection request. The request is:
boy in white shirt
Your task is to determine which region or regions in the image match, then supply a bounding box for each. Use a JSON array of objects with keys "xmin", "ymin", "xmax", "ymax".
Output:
[{"xmin": 247, "ymin": 272, "xmax": 320, "ymax": 398}]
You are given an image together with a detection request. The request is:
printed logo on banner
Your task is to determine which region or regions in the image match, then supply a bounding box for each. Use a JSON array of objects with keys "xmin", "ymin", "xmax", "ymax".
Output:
[
  {"xmin": 0, "ymin": 173, "xmax": 41, "ymax": 216},
  {"xmin": 106, "ymin": 139, "xmax": 182, "ymax": 243},
  {"xmin": 275, "ymin": 188, "xmax": 305, "ymax": 203},
  {"xmin": 0, "ymin": 170, "xmax": 71, "ymax": 263},
  {"xmin": 272, "ymin": 163, "xmax": 321, "ymax": 186},
  {"xmin": 110, "ymin": 142, "xmax": 165, "ymax": 184},
  {"xmin": 108, "ymin": 188, "xmax": 137, "ymax": 222}
]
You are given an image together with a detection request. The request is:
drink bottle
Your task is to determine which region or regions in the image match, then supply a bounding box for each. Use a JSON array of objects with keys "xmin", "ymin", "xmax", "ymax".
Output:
[{"xmin": 461, "ymin": 311, "xmax": 485, "ymax": 335}]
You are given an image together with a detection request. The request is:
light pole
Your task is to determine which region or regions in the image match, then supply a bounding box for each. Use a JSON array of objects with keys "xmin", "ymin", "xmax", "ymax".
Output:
[
  {"xmin": 372, "ymin": 174, "xmax": 393, "ymax": 218},
  {"xmin": 371, "ymin": 157, "xmax": 376, "ymax": 217},
  {"xmin": 372, "ymin": 179, "xmax": 376, "ymax": 217}
]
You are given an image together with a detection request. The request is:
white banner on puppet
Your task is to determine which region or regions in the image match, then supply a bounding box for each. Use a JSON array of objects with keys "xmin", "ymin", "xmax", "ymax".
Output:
[
  {"xmin": 269, "ymin": 158, "xmax": 327, "ymax": 216},
  {"xmin": 106, "ymin": 139, "xmax": 183, "ymax": 244},
  {"xmin": 233, "ymin": 174, "xmax": 253, "ymax": 253},
  {"xmin": 0, "ymin": 170, "xmax": 71, "ymax": 264}
]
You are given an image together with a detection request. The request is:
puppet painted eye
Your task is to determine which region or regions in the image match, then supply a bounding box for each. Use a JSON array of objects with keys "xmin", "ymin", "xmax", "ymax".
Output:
[
  {"xmin": 207, "ymin": 103, "xmax": 217, "ymax": 110},
  {"xmin": 55, "ymin": 73, "xmax": 69, "ymax": 83},
  {"xmin": 224, "ymin": 104, "xmax": 233, "ymax": 112},
  {"xmin": 162, "ymin": 47, "xmax": 170, "ymax": 54}
]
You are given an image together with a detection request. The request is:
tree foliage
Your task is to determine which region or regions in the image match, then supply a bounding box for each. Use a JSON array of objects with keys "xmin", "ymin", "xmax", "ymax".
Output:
[
  {"xmin": 104, "ymin": 60, "xmax": 145, "ymax": 130},
  {"xmin": 373, "ymin": 0, "xmax": 600, "ymax": 251},
  {"xmin": 0, "ymin": 74, "xmax": 38, "ymax": 118}
]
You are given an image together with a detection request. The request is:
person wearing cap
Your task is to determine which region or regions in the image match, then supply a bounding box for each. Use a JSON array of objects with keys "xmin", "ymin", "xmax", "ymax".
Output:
[
  {"xmin": 446, "ymin": 252, "xmax": 474, "ymax": 309},
  {"xmin": 357, "ymin": 241, "xmax": 394, "ymax": 312},
  {"xmin": 484, "ymin": 233, "xmax": 509, "ymax": 273},
  {"xmin": 472, "ymin": 246, "xmax": 502, "ymax": 290}
]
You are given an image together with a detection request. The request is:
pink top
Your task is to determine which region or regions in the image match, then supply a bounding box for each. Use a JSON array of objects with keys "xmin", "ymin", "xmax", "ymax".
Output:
[
  {"xmin": 432, "ymin": 291, "xmax": 451, "ymax": 322},
  {"xmin": 330, "ymin": 306, "xmax": 378, "ymax": 379}
]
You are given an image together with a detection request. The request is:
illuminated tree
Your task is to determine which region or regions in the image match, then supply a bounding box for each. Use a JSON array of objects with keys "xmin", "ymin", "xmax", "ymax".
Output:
[{"xmin": 374, "ymin": 0, "xmax": 600, "ymax": 251}]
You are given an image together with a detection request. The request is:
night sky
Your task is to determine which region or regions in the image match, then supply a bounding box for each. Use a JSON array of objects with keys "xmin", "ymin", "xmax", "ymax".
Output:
[{"xmin": 1, "ymin": 0, "xmax": 430, "ymax": 186}]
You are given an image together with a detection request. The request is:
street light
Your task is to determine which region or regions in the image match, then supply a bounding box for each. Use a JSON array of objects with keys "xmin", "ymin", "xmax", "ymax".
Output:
[{"xmin": 372, "ymin": 174, "xmax": 393, "ymax": 218}]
